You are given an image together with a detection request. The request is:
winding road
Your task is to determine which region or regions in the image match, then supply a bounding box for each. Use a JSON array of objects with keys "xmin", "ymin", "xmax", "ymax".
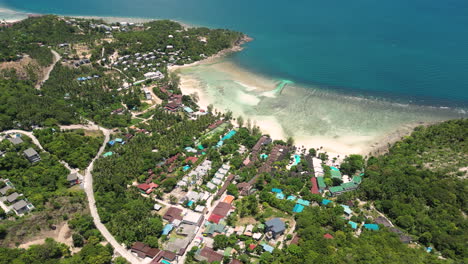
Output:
[{"xmin": 2, "ymin": 125, "xmax": 141, "ymax": 264}]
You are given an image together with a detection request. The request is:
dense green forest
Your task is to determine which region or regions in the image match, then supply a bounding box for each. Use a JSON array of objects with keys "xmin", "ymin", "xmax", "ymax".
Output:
[
  {"xmin": 0, "ymin": 79, "xmax": 77, "ymax": 130},
  {"xmin": 34, "ymin": 129, "xmax": 103, "ymax": 169},
  {"xmin": 0, "ymin": 15, "xmax": 103, "ymax": 63},
  {"xmin": 360, "ymin": 119, "xmax": 467, "ymax": 261}
]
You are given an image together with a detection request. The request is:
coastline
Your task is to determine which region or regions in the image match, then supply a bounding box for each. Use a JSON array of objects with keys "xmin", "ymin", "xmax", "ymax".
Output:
[
  {"xmin": 170, "ymin": 48, "xmax": 463, "ymax": 158},
  {"xmin": 1, "ymin": 7, "xmax": 464, "ymax": 158}
]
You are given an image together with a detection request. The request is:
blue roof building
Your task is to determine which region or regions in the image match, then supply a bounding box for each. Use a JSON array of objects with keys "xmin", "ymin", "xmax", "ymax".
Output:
[
  {"xmin": 108, "ymin": 140, "xmax": 115, "ymax": 146},
  {"xmin": 271, "ymin": 188, "xmax": 283, "ymax": 193},
  {"xmin": 322, "ymin": 199, "xmax": 332, "ymax": 206},
  {"xmin": 262, "ymin": 244, "xmax": 274, "ymax": 253},
  {"xmin": 162, "ymin": 224, "xmax": 173, "ymax": 235},
  {"xmin": 297, "ymin": 199, "xmax": 310, "ymax": 206},
  {"xmin": 287, "ymin": 195, "xmax": 296, "ymax": 201},
  {"xmin": 348, "ymin": 221, "xmax": 358, "ymax": 229},
  {"xmin": 183, "ymin": 106, "xmax": 194, "ymax": 113},
  {"xmin": 293, "ymin": 204, "xmax": 304, "ymax": 213},
  {"xmin": 341, "ymin": 205, "xmax": 353, "ymax": 215},
  {"xmin": 265, "ymin": 218, "xmax": 286, "ymax": 238},
  {"xmin": 363, "ymin": 224, "xmax": 380, "ymax": 231},
  {"xmin": 115, "ymin": 138, "xmax": 123, "ymax": 143},
  {"xmin": 276, "ymin": 193, "xmax": 285, "ymax": 200}
]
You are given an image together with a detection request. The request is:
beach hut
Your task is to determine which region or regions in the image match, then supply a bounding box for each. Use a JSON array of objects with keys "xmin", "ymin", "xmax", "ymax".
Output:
[
  {"xmin": 276, "ymin": 193, "xmax": 285, "ymax": 200},
  {"xmin": 271, "ymin": 188, "xmax": 282, "ymax": 194},
  {"xmin": 297, "ymin": 199, "xmax": 310, "ymax": 206},
  {"xmin": 363, "ymin": 224, "xmax": 380, "ymax": 231},
  {"xmin": 287, "ymin": 195, "xmax": 296, "ymax": 201},
  {"xmin": 292, "ymin": 204, "xmax": 304, "ymax": 213},
  {"xmin": 348, "ymin": 221, "xmax": 358, "ymax": 229}
]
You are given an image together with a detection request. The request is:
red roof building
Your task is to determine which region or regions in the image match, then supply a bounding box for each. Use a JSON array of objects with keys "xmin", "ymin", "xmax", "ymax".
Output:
[
  {"xmin": 249, "ymin": 244, "xmax": 257, "ymax": 250},
  {"xmin": 130, "ymin": 242, "xmax": 160, "ymax": 258},
  {"xmin": 212, "ymin": 202, "xmax": 232, "ymax": 217},
  {"xmin": 310, "ymin": 177, "xmax": 320, "ymax": 194},
  {"xmin": 323, "ymin": 233, "xmax": 334, "ymax": 239},
  {"xmin": 208, "ymin": 120, "xmax": 224, "ymax": 130},
  {"xmin": 137, "ymin": 183, "xmax": 159, "ymax": 194},
  {"xmin": 199, "ymin": 247, "xmax": 223, "ymax": 263},
  {"xmin": 163, "ymin": 207, "xmax": 183, "ymax": 223},
  {"xmin": 185, "ymin": 156, "xmax": 198, "ymax": 164},
  {"xmin": 208, "ymin": 214, "xmax": 224, "ymax": 224}
]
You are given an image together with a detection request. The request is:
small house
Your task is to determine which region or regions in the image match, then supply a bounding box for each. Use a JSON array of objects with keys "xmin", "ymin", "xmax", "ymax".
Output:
[
  {"xmin": 265, "ymin": 218, "xmax": 286, "ymax": 239},
  {"xmin": 67, "ymin": 173, "xmax": 80, "ymax": 186},
  {"xmin": 23, "ymin": 148, "xmax": 41, "ymax": 163}
]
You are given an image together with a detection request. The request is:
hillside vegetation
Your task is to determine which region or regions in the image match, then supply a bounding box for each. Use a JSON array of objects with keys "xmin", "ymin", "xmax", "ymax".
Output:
[{"xmin": 360, "ymin": 119, "xmax": 467, "ymax": 260}]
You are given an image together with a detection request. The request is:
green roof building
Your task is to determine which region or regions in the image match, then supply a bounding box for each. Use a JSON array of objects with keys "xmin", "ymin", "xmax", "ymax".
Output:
[
  {"xmin": 341, "ymin": 182, "xmax": 358, "ymax": 191},
  {"xmin": 317, "ymin": 177, "xmax": 326, "ymax": 190},
  {"xmin": 329, "ymin": 186, "xmax": 344, "ymax": 196},
  {"xmin": 353, "ymin": 176, "xmax": 362, "ymax": 184},
  {"xmin": 330, "ymin": 170, "xmax": 342, "ymax": 179}
]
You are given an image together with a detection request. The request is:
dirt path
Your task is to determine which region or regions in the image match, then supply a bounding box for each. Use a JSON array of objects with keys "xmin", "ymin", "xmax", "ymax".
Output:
[
  {"xmin": 81, "ymin": 124, "xmax": 141, "ymax": 264},
  {"xmin": 18, "ymin": 223, "xmax": 73, "ymax": 249},
  {"xmin": 35, "ymin": 49, "xmax": 61, "ymax": 90}
]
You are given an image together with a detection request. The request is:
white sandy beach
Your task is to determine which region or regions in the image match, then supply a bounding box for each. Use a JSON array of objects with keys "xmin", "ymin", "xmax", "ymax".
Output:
[{"xmin": 172, "ymin": 53, "xmax": 461, "ymax": 158}]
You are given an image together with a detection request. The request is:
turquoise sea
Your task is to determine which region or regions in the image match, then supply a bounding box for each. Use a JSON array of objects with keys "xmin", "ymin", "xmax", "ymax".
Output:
[
  {"xmin": 2, "ymin": 0, "xmax": 468, "ymax": 106},
  {"xmin": 1, "ymin": 0, "xmax": 467, "ymax": 154}
]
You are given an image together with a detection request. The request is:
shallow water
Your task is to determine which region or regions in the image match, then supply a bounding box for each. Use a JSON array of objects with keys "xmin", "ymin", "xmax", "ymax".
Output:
[{"xmin": 177, "ymin": 59, "xmax": 465, "ymax": 154}]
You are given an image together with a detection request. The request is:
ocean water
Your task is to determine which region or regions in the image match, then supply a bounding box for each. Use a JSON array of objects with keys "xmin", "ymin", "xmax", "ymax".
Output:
[
  {"xmin": 1, "ymin": 0, "xmax": 467, "ymax": 154},
  {"xmin": 2, "ymin": 0, "xmax": 468, "ymax": 106}
]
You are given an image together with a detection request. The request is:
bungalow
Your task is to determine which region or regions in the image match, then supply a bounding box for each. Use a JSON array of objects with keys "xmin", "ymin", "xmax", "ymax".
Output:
[
  {"xmin": 206, "ymin": 182, "xmax": 217, "ymax": 191},
  {"xmin": 212, "ymin": 202, "xmax": 232, "ymax": 218},
  {"xmin": 7, "ymin": 137, "xmax": 23, "ymax": 145},
  {"xmin": 363, "ymin": 224, "xmax": 380, "ymax": 231},
  {"xmin": 262, "ymin": 244, "xmax": 274, "ymax": 253},
  {"xmin": 265, "ymin": 218, "xmax": 286, "ymax": 239},
  {"xmin": 150, "ymin": 250, "xmax": 177, "ymax": 264},
  {"xmin": 185, "ymin": 156, "xmax": 198, "ymax": 164},
  {"xmin": 164, "ymin": 102, "xmax": 180, "ymax": 112},
  {"xmin": 137, "ymin": 182, "xmax": 158, "ymax": 194},
  {"xmin": 23, "ymin": 148, "xmax": 41, "ymax": 163},
  {"xmin": 196, "ymin": 247, "xmax": 223, "ymax": 263},
  {"xmin": 310, "ymin": 177, "xmax": 320, "ymax": 194},
  {"xmin": 130, "ymin": 242, "xmax": 160, "ymax": 259},
  {"xmin": 323, "ymin": 233, "xmax": 334, "ymax": 239},
  {"xmin": 12, "ymin": 200, "xmax": 30, "ymax": 215},
  {"xmin": 317, "ymin": 177, "xmax": 326, "ymax": 191},
  {"xmin": 163, "ymin": 207, "xmax": 183, "ymax": 223},
  {"xmin": 4, "ymin": 192, "xmax": 19, "ymax": 203},
  {"xmin": 67, "ymin": 173, "xmax": 80, "ymax": 186},
  {"xmin": 0, "ymin": 185, "xmax": 12, "ymax": 196}
]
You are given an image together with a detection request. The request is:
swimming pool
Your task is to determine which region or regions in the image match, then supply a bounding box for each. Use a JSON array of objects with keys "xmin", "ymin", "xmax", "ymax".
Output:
[
  {"xmin": 330, "ymin": 166, "xmax": 340, "ymax": 171},
  {"xmin": 183, "ymin": 165, "xmax": 191, "ymax": 171}
]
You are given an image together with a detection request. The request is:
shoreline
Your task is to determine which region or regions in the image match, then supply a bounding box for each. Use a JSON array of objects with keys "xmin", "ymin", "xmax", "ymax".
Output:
[
  {"xmin": 1, "ymin": 8, "xmax": 463, "ymax": 158},
  {"xmin": 170, "ymin": 49, "xmax": 462, "ymax": 158}
]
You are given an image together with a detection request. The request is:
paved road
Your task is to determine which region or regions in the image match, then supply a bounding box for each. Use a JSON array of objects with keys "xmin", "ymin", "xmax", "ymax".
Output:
[{"xmin": 35, "ymin": 49, "xmax": 61, "ymax": 90}]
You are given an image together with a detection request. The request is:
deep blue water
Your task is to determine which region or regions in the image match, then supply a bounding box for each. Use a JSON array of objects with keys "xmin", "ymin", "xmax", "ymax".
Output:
[{"xmin": 2, "ymin": 0, "xmax": 468, "ymax": 106}]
